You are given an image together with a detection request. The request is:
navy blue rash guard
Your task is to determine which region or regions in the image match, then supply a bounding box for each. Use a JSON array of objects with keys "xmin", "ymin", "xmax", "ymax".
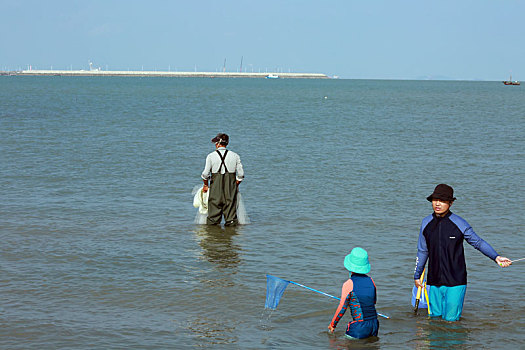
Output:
[{"xmin": 414, "ymin": 211, "xmax": 498, "ymax": 287}]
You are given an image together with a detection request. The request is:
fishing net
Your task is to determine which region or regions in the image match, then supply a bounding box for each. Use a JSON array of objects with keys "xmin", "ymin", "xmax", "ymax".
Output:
[
  {"xmin": 192, "ymin": 186, "xmax": 208, "ymax": 224},
  {"xmin": 194, "ymin": 211, "xmax": 208, "ymax": 224},
  {"xmin": 265, "ymin": 275, "xmax": 290, "ymax": 309},
  {"xmin": 411, "ymin": 285, "xmax": 429, "ymax": 308},
  {"xmin": 192, "ymin": 186, "xmax": 250, "ymax": 225},
  {"xmin": 236, "ymin": 192, "xmax": 250, "ymax": 225}
]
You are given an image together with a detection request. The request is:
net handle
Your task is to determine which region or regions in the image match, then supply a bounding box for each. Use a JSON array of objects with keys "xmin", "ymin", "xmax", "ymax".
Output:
[{"xmin": 288, "ymin": 280, "xmax": 390, "ymax": 319}]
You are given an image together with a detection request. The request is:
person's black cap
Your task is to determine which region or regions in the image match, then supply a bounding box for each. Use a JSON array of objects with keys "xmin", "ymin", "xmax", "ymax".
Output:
[
  {"xmin": 211, "ymin": 133, "xmax": 229, "ymax": 145},
  {"xmin": 427, "ymin": 184, "xmax": 456, "ymax": 202}
]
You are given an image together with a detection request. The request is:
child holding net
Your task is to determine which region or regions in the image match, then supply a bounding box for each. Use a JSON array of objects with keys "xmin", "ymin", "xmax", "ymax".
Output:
[{"xmin": 328, "ymin": 247, "xmax": 379, "ymax": 339}]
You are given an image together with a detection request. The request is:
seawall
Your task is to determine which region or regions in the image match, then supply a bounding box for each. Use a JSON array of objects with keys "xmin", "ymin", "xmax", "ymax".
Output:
[{"xmin": 3, "ymin": 70, "xmax": 330, "ymax": 79}]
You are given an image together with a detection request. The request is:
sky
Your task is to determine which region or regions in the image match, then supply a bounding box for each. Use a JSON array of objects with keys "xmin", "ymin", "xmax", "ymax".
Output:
[{"xmin": 1, "ymin": 0, "xmax": 524, "ymax": 80}]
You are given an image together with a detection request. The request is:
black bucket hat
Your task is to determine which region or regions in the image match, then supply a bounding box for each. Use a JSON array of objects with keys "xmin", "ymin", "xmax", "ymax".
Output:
[
  {"xmin": 427, "ymin": 184, "xmax": 456, "ymax": 202},
  {"xmin": 211, "ymin": 133, "xmax": 229, "ymax": 145}
]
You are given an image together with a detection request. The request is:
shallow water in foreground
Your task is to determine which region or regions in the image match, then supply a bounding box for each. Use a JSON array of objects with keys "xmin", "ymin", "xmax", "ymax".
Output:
[{"xmin": 1, "ymin": 77, "xmax": 523, "ymax": 349}]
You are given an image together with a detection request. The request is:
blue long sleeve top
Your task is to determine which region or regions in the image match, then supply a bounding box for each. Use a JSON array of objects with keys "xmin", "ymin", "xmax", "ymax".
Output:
[{"xmin": 414, "ymin": 211, "xmax": 498, "ymax": 286}]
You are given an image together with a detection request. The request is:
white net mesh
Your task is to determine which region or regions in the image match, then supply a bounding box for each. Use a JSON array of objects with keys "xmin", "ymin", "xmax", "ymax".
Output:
[{"xmin": 192, "ymin": 185, "xmax": 250, "ymax": 225}]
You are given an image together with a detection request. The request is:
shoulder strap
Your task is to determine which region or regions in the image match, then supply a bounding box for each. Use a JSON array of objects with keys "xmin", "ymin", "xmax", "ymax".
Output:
[{"xmin": 216, "ymin": 150, "xmax": 229, "ymax": 173}]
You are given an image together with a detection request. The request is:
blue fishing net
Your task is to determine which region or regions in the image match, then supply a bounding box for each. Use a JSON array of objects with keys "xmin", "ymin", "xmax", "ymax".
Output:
[
  {"xmin": 411, "ymin": 285, "xmax": 429, "ymax": 308},
  {"xmin": 265, "ymin": 275, "xmax": 290, "ymax": 309}
]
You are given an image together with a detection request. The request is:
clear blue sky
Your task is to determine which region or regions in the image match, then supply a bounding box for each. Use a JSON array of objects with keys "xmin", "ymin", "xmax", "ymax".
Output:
[{"xmin": 1, "ymin": 0, "xmax": 523, "ymax": 80}]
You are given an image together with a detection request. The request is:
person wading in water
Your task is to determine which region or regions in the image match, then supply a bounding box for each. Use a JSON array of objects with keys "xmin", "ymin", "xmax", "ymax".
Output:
[
  {"xmin": 413, "ymin": 184, "xmax": 511, "ymax": 321},
  {"xmin": 201, "ymin": 133, "xmax": 244, "ymax": 226}
]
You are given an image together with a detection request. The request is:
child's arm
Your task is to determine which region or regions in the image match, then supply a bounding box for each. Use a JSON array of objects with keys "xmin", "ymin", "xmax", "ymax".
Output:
[{"xmin": 328, "ymin": 279, "xmax": 353, "ymax": 332}]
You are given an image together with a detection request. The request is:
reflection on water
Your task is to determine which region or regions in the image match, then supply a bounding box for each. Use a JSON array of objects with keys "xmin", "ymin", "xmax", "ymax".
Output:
[
  {"xmin": 187, "ymin": 316, "xmax": 238, "ymax": 346},
  {"xmin": 327, "ymin": 333, "xmax": 380, "ymax": 350},
  {"xmin": 413, "ymin": 317, "xmax": 468, "ymax": 349},
  {"xmin": 192, "ymin": 225, "xmax": 241, "ymax": 269},
  {"xmin": 187, "ymin": 226, "xmax": 243, "ymax": 346}
]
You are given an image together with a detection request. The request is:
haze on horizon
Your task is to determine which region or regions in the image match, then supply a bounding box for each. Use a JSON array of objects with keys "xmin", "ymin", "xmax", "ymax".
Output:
[{"xmin": 1, "ymin": 0, "xmax": 523, "ymax": 81}]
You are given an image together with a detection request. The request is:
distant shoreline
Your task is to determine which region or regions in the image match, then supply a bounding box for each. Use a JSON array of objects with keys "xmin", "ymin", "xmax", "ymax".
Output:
[{"xmin": 0, "ymin": 69, "xmax": 330, "ymax": 79}]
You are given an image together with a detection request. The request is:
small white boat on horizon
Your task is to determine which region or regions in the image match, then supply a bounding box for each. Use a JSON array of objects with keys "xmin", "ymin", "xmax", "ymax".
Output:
[{"xmin": 266, "ymin": 73, "xmax": 279, "ymax": 79}]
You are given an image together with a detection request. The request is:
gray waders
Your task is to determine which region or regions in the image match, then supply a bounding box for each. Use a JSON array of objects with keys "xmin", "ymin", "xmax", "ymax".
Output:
[{"xmin": 207, "ymin": 150, "xmax": 238, "ymax": 226}]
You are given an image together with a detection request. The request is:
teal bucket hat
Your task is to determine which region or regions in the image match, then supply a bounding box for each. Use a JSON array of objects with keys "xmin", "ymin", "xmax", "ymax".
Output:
[{"xmin": 344, "ymin": 247, "xmax": 371, "ymax": 274}]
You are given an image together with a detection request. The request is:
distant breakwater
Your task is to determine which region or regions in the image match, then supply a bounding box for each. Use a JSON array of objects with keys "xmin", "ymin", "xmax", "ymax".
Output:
[{"xmin": 1, "ymin": 70, "xmax": 330, "ymax": 79}]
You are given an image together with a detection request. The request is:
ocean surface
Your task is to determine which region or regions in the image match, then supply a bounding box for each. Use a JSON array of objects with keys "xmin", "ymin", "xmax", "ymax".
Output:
[{"xmin": 1, "ymin": 76, "xmax": 523, "ymax": 349}]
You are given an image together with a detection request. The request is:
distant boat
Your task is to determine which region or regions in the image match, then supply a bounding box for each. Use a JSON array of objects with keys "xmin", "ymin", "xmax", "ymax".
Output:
[
  {"xmin": 503, "ymin": 74, "xmax": 520, "ymax": 85},
  {"xmin": 266, "ymin": 74, "xmax": 279, "ymax": 79}
]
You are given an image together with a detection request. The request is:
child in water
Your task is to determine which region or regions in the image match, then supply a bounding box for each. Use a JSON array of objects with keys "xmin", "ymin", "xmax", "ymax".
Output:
[{"xmin": 328, "ymin": 247, "xmax": 379, "ymax": 339}]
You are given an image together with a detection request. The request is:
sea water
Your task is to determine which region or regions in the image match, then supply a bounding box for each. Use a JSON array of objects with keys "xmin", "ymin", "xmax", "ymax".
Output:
[{"xmin": 1, "ymin": 76, "xmax": 523, "ymax": 349}]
